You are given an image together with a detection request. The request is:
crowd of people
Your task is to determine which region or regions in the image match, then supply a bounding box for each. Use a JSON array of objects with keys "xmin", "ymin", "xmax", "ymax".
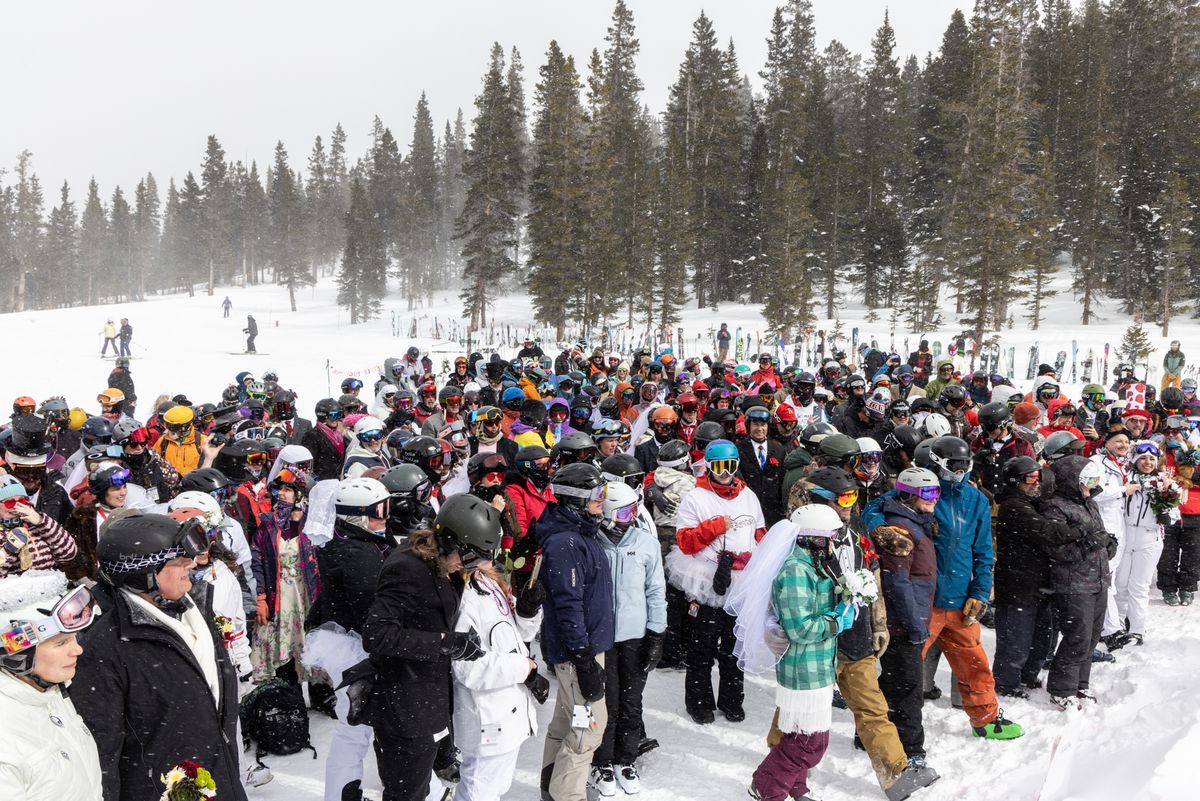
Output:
[{"xmin": 0, "ymin": 333, "xmax": 1196, "ymax": 801}]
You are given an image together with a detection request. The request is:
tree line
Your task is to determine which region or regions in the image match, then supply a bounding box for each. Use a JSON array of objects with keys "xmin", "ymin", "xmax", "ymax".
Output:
[{"xmin": 2, "ymin": 0, "xmax": 1198, "ymax": 339}]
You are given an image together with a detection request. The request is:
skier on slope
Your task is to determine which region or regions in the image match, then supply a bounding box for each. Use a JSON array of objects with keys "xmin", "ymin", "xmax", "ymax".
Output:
[{"xmin": 243, "ymin": 314, "xmax": 258, "ymax": 353}]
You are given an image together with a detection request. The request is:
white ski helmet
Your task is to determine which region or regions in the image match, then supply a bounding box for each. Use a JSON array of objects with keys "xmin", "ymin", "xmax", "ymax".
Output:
[
  {"xmin": 353, "ymin": 416, "xmax": 387, "ymax": 441},
  {"xmin": 0, "ymin": 569, "xmax": 96, "ymax": 678},
  {"xmin": 990, "ymin": 385, "xmax": 1020, "ymax": 406},
  {"xmin": 896, "ymin": 467, "xmax": 940, "ymax": 499},
  {"xmin": 787, "ymin": 503, "xmax": 843, "ymax": 536},
  {"xmin": 168, "ymin": 490, "xmax": 225, "ymax": 530},
  {"xmin": 334, "ymin": 476, "xmax": 390, "ymax": 519},
  {"xmin": 601, "ymin": 481, "xmax": 640, "ymax": 529},
  {"xmin": 855, "ymin": 437, "xmax": 882, "ymax": 456},
  {"xmin": 921, "ymin": 413, "xmax": 952, "ymax": 438}
]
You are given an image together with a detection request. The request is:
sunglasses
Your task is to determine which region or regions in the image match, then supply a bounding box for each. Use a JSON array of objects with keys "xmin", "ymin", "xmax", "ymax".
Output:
[
  {"xmin": 0, "ymin": 496, "xmax": 29, "ymax": 510},
  {"xmin": 708, "ymin": 458, "xmax": 739, "ymax": 476},
  {"xmin": 358, "ymin": 429, "xmax": 386, "ymax": 443},
  {"xmin": 1, "ymin": 585, "xmax": 97, "ymax": 656},
  {"xmin": 898, "ymin": 483, "xmax": 941, "ymax": 501}
]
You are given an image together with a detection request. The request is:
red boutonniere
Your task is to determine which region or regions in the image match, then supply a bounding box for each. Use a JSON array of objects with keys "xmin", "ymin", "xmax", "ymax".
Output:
[
  {"xmin": 858, "ymin": 534, "xmax": 879, "ymax": 563},
  {"xmin": 767, "ymin": 457, "xmax": 780, "ymax": 468}
]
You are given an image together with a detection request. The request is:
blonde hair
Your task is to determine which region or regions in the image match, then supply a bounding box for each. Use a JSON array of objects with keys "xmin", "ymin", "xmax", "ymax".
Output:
[{"xmin": 465, "ymin": 561, "xmax": 510, "ymax": 596}]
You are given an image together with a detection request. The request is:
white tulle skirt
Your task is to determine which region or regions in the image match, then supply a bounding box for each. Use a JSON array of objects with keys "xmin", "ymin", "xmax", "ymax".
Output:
[
  {"xmin": 776, "ymin": 684, "xmax": 834, "ymax": 735},
  {"xmin": 301, "ymin": 622, "xmax": 368, "ymax": 688}
]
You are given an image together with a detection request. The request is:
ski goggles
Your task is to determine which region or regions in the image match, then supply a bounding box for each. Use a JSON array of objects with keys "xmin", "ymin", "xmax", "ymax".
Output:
[
  {"xmin": 551, "ymin": 482, "xmax": 607, "ymax": 504},
  {"xmin": 612, "ymin": 502, "xmax": 640, "ymax": 525},
  {"xmin": 323, "ymin": 408, "xmax": 345, "ymax": 422},
  {"xmin": 357, "ymin": 428, "xmax": 386, "ymax": 443},
  {"xmin": 209, "ymin": 485, "xmax": 233, "ymax": 504},
  {"xmin": 549, "ymin": 408, "xmax": 569, "ymax": 422},
  {"xmin": 0, "ymin": 495, "xmax": 30, "ymax": 510},
  {"xmin": 896, "ymin": 482, "xmax": 941, "ymax": 501},
  {"xmin": 857, "ymin": 452, "xmax": 883, "ymax": 467},
  {"xmin": 1081, "ymin": 474, "xmax": 1101, "ymax": 490},
  {"xmin": 104, "ymin": 467, "xmax": 133, "ymax": 489},
  {"xmin": 1, "ymin": 585, "xmax": 98, "ymax": 656},
  {"xmin": 166, "ymin": 422, "xmax": 194, "ymax": 437},
  {"xmin": 1134, "ymin": 442, "xmax": 1162, "ymax": 457},
  {"xmin": 344, "ymin": 379, "xmax": 363, "ymax": 391},
  {"xmin": 810, "ymin": 486, "xmax": 859, "ymax": 508},
  {"xmin": 707, "ymin": 458, "xmax": 739, "ymax": 477},
  {"xmin": 276, "ymin": 467, "xmax": 303, "ymax": 485},
  {"xmin": 472, "ymin": 407, "xmax": 503, "ymax": 425},
  {"xmin": 246, "ymin": 452, "xmax": 268, "ymax": 466}
]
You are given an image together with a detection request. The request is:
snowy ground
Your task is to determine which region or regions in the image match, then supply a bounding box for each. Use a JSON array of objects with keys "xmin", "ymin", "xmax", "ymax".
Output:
[
  {"xmin": 4, "ymin": 266, "xmax": 1197, "ymax": 800},
  {"xmin": 248, "ymin": 599, "xmax": 1197, "ymax": 801}
]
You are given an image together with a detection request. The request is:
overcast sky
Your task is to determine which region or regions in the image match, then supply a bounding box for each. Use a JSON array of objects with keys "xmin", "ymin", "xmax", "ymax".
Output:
[{"xmin": 3, "ymin": 0, "xmax": 970, "ymax": 198}]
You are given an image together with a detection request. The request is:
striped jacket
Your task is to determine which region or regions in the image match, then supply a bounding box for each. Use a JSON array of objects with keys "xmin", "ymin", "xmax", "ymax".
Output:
[
  {"xmin": 0, "ymin": 516, "xmax": 78, "ymax": 579},
  {"xmin": 773, "ymin": 545, "xmax": 839, "ymax": 691}
]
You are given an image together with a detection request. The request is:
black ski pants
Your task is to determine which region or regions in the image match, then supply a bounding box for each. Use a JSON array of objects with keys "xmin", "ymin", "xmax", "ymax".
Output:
[
  {"xmin": 1158, "ymin": 519, "xmax": 1200, "ymax": 593},
  {"xmin": 685, "ymin": 603, "xmax": 743, "ymax": 716},
  {"xmin": 595, "ymin": 638, "xmax": 648, "ymax": 767},
  {"xmin": 1048, "ymin": 589, "xmax": 1105, "ymax": 697},
  {"xmin": 662, "ymin": 583, "xmax": 692, "ymax": 667},
  {"xmin": 878, "ymin": 637, "xmax": 925, "ymax": 757},
  {"xmin": 992, "ymin": 598, "xmax": 1055, "ymax": 692},
  {"xmin": 372, "ymin": 719, "xmax": 439, "ymax": 801}
]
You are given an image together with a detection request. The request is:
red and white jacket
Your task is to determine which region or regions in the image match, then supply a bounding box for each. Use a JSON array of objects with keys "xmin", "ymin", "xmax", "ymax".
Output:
[{"xmin": 667, "ymin": 475, "xmax": 766, "ymax": 607}]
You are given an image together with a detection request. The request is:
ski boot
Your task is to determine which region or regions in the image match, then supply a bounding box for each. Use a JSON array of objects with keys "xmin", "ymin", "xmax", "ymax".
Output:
[
  {"xmin": 1180, "ymin": 591, "xmax": 1195, "ymax": 606},
  {"xmin": 884, "ymin": 756, "xmax": 940, "ymax": 801},
  {"xmin": 1163, "ymin": 590, "xmax": 1180, "ymax": 606}
]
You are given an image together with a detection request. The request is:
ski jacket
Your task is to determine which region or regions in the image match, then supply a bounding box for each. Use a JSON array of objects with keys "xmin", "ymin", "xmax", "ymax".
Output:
[
  {"xmin": 72, "ymin": 585, "xmax": 248, "ymax": 801},
  {"xmin": 301, "ymin": 423, "xmax": 346, "ymax": 481},
  {"xmin": 511, "ymin": 419, "xmax": 554, "ymax": 450},
  {"xmin": 1039, "ymin": 457, "xmax": 1112, "ymax": 594},
  {"xmin": 535, "ymin": 503, "xmax": 616, "ymax": 665},
  {"xmin": 865, "ymin": 474, "xmax": 992, "ymax": 610},
  {"xmin": 505, "ymin": 477, "xmax": 555, "ymax": 537},
  {"xmin": 650, "ymin": 465, "xmax": 696, "ymax": 529},
  {"xmin": 107, "ymin": 368, "xmax": 136, "ymax": 408},
  {"xmin": 0, "ymin": 670, "xmax": 102, "ymax": 801},
  {"xmin": 668, "ymin": 475, "xmax": 766, "ymax": 607},
  {"xmin": 154, "ymin": 428, "xmax": 206, "ymax": 476},
  {"xmin": 452, "ymin": 573, "xmax": 542, "ymax": 755},
  {"xmin": 1089, "ymin": 450, "xmax": 1128, "ymax": 544},
  {"xmin": 599, "ymin": 521, "xmax": 667, "ymax": 642},
  {"xmin": 362, "ymin": 548, "xmax": 460, "ymax": 735},
  {"xmin": 878, "ymin": 496, "xmax": 937, "ymax": 643},
  {"xmin": 993, "ymin": 486, "xmax": 1084, "ymax": 606},
  {"xmin": 308, "ymin": 517, "xmax": 390, "ymax": 635},
  {"xmin": 970, "ymin": 433, "xmax": 1036, "ymax": 501},
  {"xmin": 341, "ymin": 440, "xmax": 390, "ymax": 479},
  {"xmin": 773, "ymin": 545, "xmax": 839, "ymax": 691},
  {"xmin": 1164, "ymin": 349, "xmax": 1186, "ymax": 375}
]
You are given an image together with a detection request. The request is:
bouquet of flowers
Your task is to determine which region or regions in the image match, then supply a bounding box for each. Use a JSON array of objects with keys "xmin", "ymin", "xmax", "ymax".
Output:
[
  {"xmin": 212, "ymin": 615, "xmax": 241, "ymax": 648},
  {"xmin": 837, "ymin": 566, "xmax": 878, "ymax": 607},
  {"xmin": 160, "ymin": 760, "xmax": 217, "ymax": 801},
  {"xmin": 1148, "ymin": 474, "xmax": 1184, "ymax": 518}
]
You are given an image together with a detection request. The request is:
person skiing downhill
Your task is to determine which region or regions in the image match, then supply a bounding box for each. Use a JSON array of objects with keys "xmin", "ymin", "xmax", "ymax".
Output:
[{"xmin": 243, "ymin": 315, "xmax": 258, "ymax": 354}]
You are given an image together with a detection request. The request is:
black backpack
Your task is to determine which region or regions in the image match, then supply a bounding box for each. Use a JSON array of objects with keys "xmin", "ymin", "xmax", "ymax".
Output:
[{"xmin": 239, "ymin": 679, "xmax": 318, "ymax": 766}]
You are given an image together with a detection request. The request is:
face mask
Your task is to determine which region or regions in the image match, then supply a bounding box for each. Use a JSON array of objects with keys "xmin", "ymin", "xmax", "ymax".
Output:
[{"xmin": 938, "ymin": 466, "xmax": 967, "ymax": 483}]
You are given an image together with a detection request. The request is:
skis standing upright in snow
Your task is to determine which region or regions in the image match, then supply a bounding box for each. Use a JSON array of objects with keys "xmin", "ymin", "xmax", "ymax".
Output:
[
  {"xmin": 1102, "ymin": 343, "xmax": 1110, "ymax": 385},
  {"xmin": 1070, "ymin": 340, "xmax": 1078, "ymax": 384},
  {"xmin": 1026, "ymin": 344, "xmax": 1039, "ymax": 380}
]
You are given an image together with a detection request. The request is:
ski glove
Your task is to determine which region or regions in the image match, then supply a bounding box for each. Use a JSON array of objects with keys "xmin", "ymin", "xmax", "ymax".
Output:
[
  {"xmin": 764, "ymin": 620, "xmax": 791, "ymax": 657},
  {"xmin": 1105, "ymin": 534, "xmax": 1120, "ymax": 561},
  {"xmin": 441, "ymin": 629, "xmax": 484, "ymax": 661},
  {"xmin": 1082, "ymin": 528, "xmax": 1110, "ymax": 554},
  {"xmin": 962, "ymin": 598, "xmax": 988, "ymax": 626},
  {"xmin": 711, "ymin": 550, "xmax": 735, "ymax": 595},
  {"xmin": 524, "ymin": 665, "xmax": 550, "ymax": 704},
  {"xmin": 871, "ymin": 525, "xmax": 914, "ymax": 557},
  {"xmin": 569, "ymin": 648, "xmax": 606, "ymax": 703},
  {"xmin": 640, "ymin": 631, "xmax": 664, "ymax": 674},
  {"xmin": 515, "ymin": 579, "xmax": 546, "ymax": 619},
  {"xmin": 831, "ymin": 600, "xmax": 858, "ymax": 634},
  {"xmin": 646, "ymin": 484, "xmax": 677, "ymax": 518}
]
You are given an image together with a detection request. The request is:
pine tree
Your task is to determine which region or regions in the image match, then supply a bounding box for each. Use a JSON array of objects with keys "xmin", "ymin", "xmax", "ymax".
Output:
[
  {"xmin": 664, "ymin": 12, "xmax": 746, "ymax": 308},
  {"xmin": 131, "ymin": 175, "xmax": 159, "ymax": 301},
  {"xmin": 338, "ymin": 177, "xmax": 387, "ymax": 323},
  {"xmin": 406, "ymin": 92, "xmax": 442, "ymax": 304},
  {"xmin": 456, "ymin": 43, "xmax": 523, "ymax": 328},
  {"xmin": 78, "ymin": 179, "xmax": 107, "ymax": 306},
  {"xmin": 267, "ymin": 142, "xmax": 313, "ymax": 311},
  {"xmin": 199, "ymin": 135, "xmax": 232, "ymax": 295},
  {"xmin": 526, "ymin": 40, "xmax": 588, "ymax": 337},
  {"xmin": 12, "ymin": 151, "xmax": 45, "ymax": 312},
  {"xmin": 1119, "ymin": 320, "xmax": 1154, "ymax": 365},
  {"xmin": 439, "ymin": 111, "xmax": 469, "ymax": 274},
  {"xmin": 177, "ymin": 172, "xmax": 204, "ymax": 295},
  {"xmin": 43, "ymin": 181, "xmax": 78, "ymax": 308},
  {"xmin": 1022, "ymin": 147, "xmax": 1061, "ymax": 329},
  {"xmin": 1154, "ymin": 171, "xmax": 1193, "ymax": 336},
  {"xmin": 305, "ymin": 135, "xmax": 339, "ymax": 273},
  {"xmin": 507, "ymin": 47, "xmax": 530, "ymax": 269},
  {"xmin": 108, "ymin": 186, "xmax": 134, "ymax": 303}
]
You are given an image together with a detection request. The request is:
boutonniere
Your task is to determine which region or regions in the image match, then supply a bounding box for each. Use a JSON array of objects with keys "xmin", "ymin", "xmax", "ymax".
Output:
[{"xmin": 767, "ymin": 457, "xmax": 779, "ymax": 468}]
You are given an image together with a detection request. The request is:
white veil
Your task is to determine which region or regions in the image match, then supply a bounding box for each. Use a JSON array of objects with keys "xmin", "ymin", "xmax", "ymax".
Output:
[{"xmin": 725, "ymin": 518, "xmax": 800, "ymax": 674}]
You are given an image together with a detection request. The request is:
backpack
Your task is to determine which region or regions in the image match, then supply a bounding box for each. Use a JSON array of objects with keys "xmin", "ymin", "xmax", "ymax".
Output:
[{"xmin": 239, "ymin": 678, "xmax": 317, "ymax": 767}]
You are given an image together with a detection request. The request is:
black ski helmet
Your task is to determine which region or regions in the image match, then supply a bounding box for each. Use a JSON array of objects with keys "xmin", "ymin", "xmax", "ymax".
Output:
[
  {"xmin": 928, "ymin": 435, "xmax": 971, "ymax": 481},
  {"xmin": 515, "ymin": 445, "xmax": 552, "ymax": 489},
  {"xmin": 977, "ymin": 402, "xmax": 1012, "ymax": 432},
  {"xmin": 693, "ymin": 421, "xmax": 725, "ymax": 454},
  {"xmin": 549, "ymin": 462, "xmax": 604, "ymax": 510},
  {"xmin": 883, "ymin": 424, "xmax": 922, "ymax": 459},
  {"xmin": 551, "ymin": 431, "xmax": 598, "ymax": 467},
  {"xmin": 600, "ymin": 452, "xmax": 644, "ymax": 490},
  {"xmin": 466, "ymin": 452, "xmax": 508, "ymax": 485},
  {"xmin": 1001, "ymin": 456, "xmax": 1042, "ymax": 487},
  {"xmin": 656, "ymin": 439, "xmax": 691, "ymax": 470},
  {"xmin": 939, "ymin": 384, "xmax": 967, "ymax": 407},
  {"xmin": 97, "ymin": 510, "xmax": 209, "ymax": 592},
  {"xmin": 180, "ymin": 467, "xmax": 231, "ymax": 497},
  {"xmin": 379, "ymin": 463, "xmax": 433, "ymax": 515},
  {"xmin": 799, "ymin": 421, "xmax": 837, "ymax": 455},
  {"xmin": 433, "ymin": 493, "xmax": 502, "ymax": 562},
  {"xmin": 314, "ymin": 398, "xmax": 341, "ymax": 421},
  {"xmin": 807, "ymin": 466, "xmax": 858, "ymax": 497},
  {"xmin": 399, "ymin": 436, "xmax": 443, "ymax": 484}
]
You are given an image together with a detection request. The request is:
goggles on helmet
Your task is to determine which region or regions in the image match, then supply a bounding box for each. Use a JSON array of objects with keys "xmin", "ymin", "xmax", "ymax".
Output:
[
  {"xmin": 357, "ymin": 428, "xmax": 386, "ymax": 443},
  {"xmin": 810, "ymin": 486, "xmax": 859, "ymax": 508},
  {"xmin": 707, "ymin": 458, "xmax": 739, "ymax": 477},
  {"xmin": 1, "ymin": 585, "xmax": 98, "ymax": 656},
  {"xmin": 1134, "ymin": 441, "xmax": 1162, "ymax": 457},
  {"xmin": 896, "ymin": 482, "xmax": 941, "ymax": 501}
]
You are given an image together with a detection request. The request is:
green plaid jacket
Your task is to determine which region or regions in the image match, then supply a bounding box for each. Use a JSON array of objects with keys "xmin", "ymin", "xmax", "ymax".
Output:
[{"xmin": 772, "ymin": 545, "xmax": 839, "ymax": 690}]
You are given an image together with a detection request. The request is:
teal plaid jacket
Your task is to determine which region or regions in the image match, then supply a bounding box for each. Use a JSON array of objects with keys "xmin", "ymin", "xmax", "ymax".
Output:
[{"xmin": 772, "ymin": 545, "xmax": 839, "ymax": 691}]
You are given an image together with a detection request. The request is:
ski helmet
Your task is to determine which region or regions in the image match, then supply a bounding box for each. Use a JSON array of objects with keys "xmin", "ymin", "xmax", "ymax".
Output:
[
  {"xmin": 432, "ymin": 493, "xmax": 503, "ymax": 565},
  {"xmin": 978, "ymin": 402, "xmax": 1012, "ymax": 433},
  {"xmin": 656, "ymin": 439, "xmax": 691, "ymax": 470},
  {"xmin": 600, "ymin": 481, "xmax": 641, "ymax": 531},
  {"xmin": 97, "ymin": 510, "xmax": 210, "ymax": 592},
  {"xmin": 334, "ymin": 477, "xmax": 390, "ymax": 523},
  {"xmin": 549, "ymin": 462, "xmax": 605, "ymax": 511},
  {"xmin": 0, "ymin": 570, "xmax": 97, "ymax": 679},
  {"xmin": 921, "ymin": 413, "xmax": 952, "ymax": 439},
  {"xmin": 599, "ymin": 452, "xmax": 645, "ymax": 491},
  {"xmin": 788, "ymin": 503, "xmax": 844, "ymax": 553},
  {"xmin": 693, "ymin": 421, "xmax": 726, "ymax": 455},
  {"xmin": 515, "ymin": 445, "xmax": 552, "ymax": 489},
  {"xmin": 818, "ymin": 434, "xmax": 860, "ymax": 467},
  {"xmin": 1001, "ymin": 456, "xmax": 1042, "ymax": 489},
  {"xmin": 379, "ymin": 463, "xmax": 433, "ymax": 514},
  {"xmin": 466, "ymin": 452, "xmax": 508, "ymax": 486},
  {"xmin": 799, "ymin": 421, "xmax": 837, "ymax": 455},
  {"xmin": 551, "ymin": 431, "xmax": 598, "ymax": 467},
  {"xmin": 928, "ymin": 436, "xmax": 971, "ymax": 483},
  {"xmin": 399, "ymin": 436, "xmax": 444, "ymax": 484},
  {"xmin": 895, "ymin": 467, "xmax": 940, "ymax": 503}
]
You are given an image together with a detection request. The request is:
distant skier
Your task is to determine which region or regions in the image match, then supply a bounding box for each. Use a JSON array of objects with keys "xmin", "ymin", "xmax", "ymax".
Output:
[
  {"xmin": 717, "ymin": 323, "xmax": 732, "ymax": 363},
  {"xmin": 1162, "ymin": 340, "xmax": 1186, "ymax": 391},
  {"xmin": 99, "ymin": 319, "xmax": 118, "ymax": 356},
  {"xmin": 222, "ymin": 295, "xmax": 232, "ymax": 318},
  {"xmin": 243, "ymin": 314, "xmax": 258, "ymax": 353},
  {"xmin": 108, "ymin": 357, "xmax": 137, "ymax": 417},
  {"xmin": 118, "ymin": 317, "xmax": 133, "ymax": 358}
]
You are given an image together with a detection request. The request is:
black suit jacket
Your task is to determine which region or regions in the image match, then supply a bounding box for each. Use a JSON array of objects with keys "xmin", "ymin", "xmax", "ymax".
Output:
[{"xmin": 736, "ymin": 438, "xmax": 786, "ymax": 525}]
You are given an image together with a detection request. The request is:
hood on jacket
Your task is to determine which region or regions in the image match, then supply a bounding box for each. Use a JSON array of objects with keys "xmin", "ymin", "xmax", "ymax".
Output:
[
  {"xmin": 1050, "ymin": 455, "xmax": 1089, "ymax": 500},
  {"xmin": 547, "ymin": 397, "xmax": 570, "ymax": 415},
  {"xmin": 936, "ymin": 360, "xmax": 955, "ymax": 372},
  {"xmin": 784, "ymin": 446, "xmax": 813, "ymax": 471},
  {"xmin": 879, "ymin": 494, "xmax": 932, "ymax": 539}
]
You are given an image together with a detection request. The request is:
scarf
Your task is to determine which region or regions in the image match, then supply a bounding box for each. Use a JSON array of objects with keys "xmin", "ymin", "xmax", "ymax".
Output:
[{"xmin": 319, "ymin": 422, "xmax": 345, "ymax": 458}]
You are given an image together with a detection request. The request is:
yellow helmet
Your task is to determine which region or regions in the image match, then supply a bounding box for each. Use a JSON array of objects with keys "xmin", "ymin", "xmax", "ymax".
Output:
[
  {"xmin": 68, "ymin": 408, "xmax": 88, "ymax": 430},
  {"xmin": 97, "ymin": 387, "xmax": 125, "ymax": 405},
  {"xmin": 163, "ymin": 406, "xmax": 195, "ymax": 426}
]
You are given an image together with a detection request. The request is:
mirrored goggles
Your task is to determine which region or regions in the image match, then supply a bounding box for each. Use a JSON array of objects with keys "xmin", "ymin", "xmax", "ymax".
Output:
[
  {"xmin": 707, "ymin": 458, "xmax": 739, "ymax": 476},
  {"xmin": 613, "ymin": 502, "xmax": 640, "ymax": 525},
  {"xmin": 106, "ymin": 467, "xmax": 132, "ymax": 488},
  {"xmin": 897, "ymin": 482, "xmax": 941, "ymax": 501},
  {"xmin": 1, "ymin": 585, "xmax": 97, "ymax": 655},
  {"xmin": 246, "ymin": 453, "xmax": 268, "ymax": 466},
  {"xmin": 1081, "ymin": 474, "xmax": 1101, "ymax": 490},
  {"xmin": 812, "ymin": 486, "xmax": 859, "ymax": 507},
  {"xmin": 358, "ymin": 428, "xmax": 386, "ymax": 443},
  {"xmin": 1134, "ymin": 442, "xmax": 1162, "ymax": 457},
  {"xmin": 325, "ymin": 409, "xmax": 345, "ymax": 422}
]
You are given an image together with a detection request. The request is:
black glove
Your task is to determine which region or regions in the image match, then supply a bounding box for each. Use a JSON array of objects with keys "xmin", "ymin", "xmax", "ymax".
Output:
[
  {"xmin": 441, "ymin": 629, "xmax": 484, "ymax": 661},
  {"xmin": 646, "ymin": 484, "xmax": 677, "ymax": 518},
  {"xmin": 524, "ymin": 665, "xmax": 550, "ymax": 704},
  {"xmin": 1082, "ymin": 528, "xmax": 1109, "ymax": 553},
  {"xmin": 641, "ymin": 631, "xmax": 664, "ymax": 674},
  {"xmin": 1105, "ymin": 534, "xmax": 1120, "ymax": 561},
  {"xmin": 712, "ymin": 550, "xmax": 735, "ymax": 595},
  {"xmin": 570, "ymin": 648, "xmax": 606, "ymax": 703},
  {"xmin": 1156, "ymin": 512, "xmax": 1172, "ymax": 526},
  {"xmin": 515, "ymin": 580, "xmax": 546, "ymax": 619}
]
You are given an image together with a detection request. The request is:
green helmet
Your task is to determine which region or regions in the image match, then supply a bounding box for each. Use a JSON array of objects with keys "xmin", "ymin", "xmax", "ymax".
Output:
[
  {"xmin": 1081, "ymin": 383, "xmax": 1105, "ymax": 398},
  {"xmin": 817, "ymin": 434, "xmax": 861, "ymax": 467}
]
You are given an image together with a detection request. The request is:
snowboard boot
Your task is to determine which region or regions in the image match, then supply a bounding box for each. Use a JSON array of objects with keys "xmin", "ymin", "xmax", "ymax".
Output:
[
  {"xmin": 1101, "ymin": 632, "xmax": 1129, "ymax": 652},
  {"xmin": 589, "ymin": 764, "xmax": 617, "ymax": 798},
  {"xmin": 1126, "ymin": 633, "xmax": 1144, "ymax": 647},
  {"xmin": 884, "ymin": 758, "xmax": 940, "ymax": 801},
  {"xmin": 340, "ymin": 780, "xmax": 363, "ymax": 801},
  {"xmin": 922, "ymin": 685, "xmax": 942, "ymax": 701},
  {"xmin": 996, "ymin": 686, "xmax": 1030, "ymax": 699},
  {"xmin": 979, "ymin": 605, "xmax": 996, "ymax": 629},
  {"xmin": 722, "ymin": 705, "xmax": 746, "ymax": 722},
  {"xmin": 1076, "ymin": 689, "xmax": 1098, "ymax": 704},
  {"xmin": 972, "ymin": 711, "xmax": 1024, "ymax": 740},
  {"xmin": 1180, "ymin": 591, "xmax": 1195, "ymax": 606},
  {"xmin": 1090, "ymin": 648, "xmax": 1116, "ymax": 664},
  {"xmin": 689, "ymin": 707, "xmax": 715, "ymax": 725},
  {"xmin": 309, "ymin": 681, "xmax": 338, "ymax": 719},
  {"xmin": 1049, "ymin": 694, "xmax": 1081, "ymax": 712},
  {"xmin": 637, "ymin": 736, "xmax": 660, "ymax": 757},
  {"xmin": 1163, "ymin": 590, "xmax": 1180, "ymax": 606},
  {"xmin": 832, "ymin": 689, "xmax": 848, "ymax": 709}
]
